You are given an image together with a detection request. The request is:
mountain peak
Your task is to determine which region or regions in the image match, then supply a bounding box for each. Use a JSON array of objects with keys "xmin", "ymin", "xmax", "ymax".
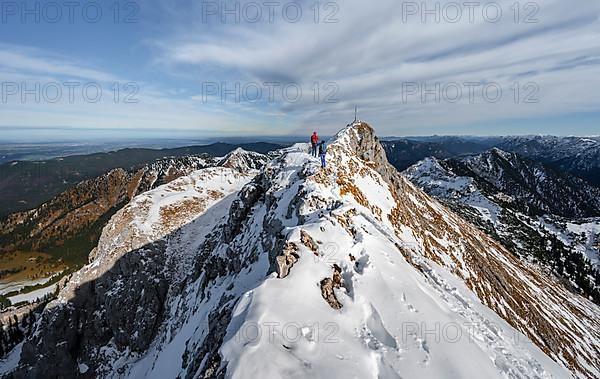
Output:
[
  {"xmin": 331, "ymin": 121, "xmax": 396, "ymax": 178},
  {"xmin": 6, "ymin": 122, "xmax": 600, "ymax": 378},
  {"xmin": 488, "ymin": 146, "xmax": 514, "ymax": 160},
  {"xmin": 217, "ymin": 148, "xmax": 268, "ymax": 171},
  {"xmin": 335, "ymin": 121, "xmax": 377, "ymax": 148}
]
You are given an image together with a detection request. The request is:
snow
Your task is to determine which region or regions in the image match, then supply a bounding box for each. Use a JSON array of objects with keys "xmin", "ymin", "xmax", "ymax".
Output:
[
  {"xmin": 118, "ymin": 126, "xmax": 573, "ymax": 378},
  {"xmin": 403, "ymin": 157, "xmax": 501, "ymax": 224},
  {"xmin": 78, "ymin": 363, "xmax": 90, "ymax": 374},
  {"xmin": 537, "ymin": 217, "xmax": 600, "ymax": 267},
  {"xmin": 0, "ymin": 342, "xmax": 22, "ymax": 375},
  {"xmin": 72, "ymin": 166, "xmax": 258, "ymax": 297},
  {"xmin": 8, "ymin": 284, "xmax": 57, "ymax": 305},
  {"xmin": 0, "ymin": 276, "xmax": 54, "ymax": 296},
  {"xmin": 10, "ymin": 123, "xmax": 597, "ymax": 378},
  {"xmin": 221, "ymin": 221, "xmax": 556, "ymax": 378},
  {"xmin": 215, "ymin": 142, "xmax": 568, "ymax": 378}
]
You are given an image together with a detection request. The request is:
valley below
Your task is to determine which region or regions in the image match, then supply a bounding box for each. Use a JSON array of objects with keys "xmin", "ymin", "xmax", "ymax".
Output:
[{"xmin": 0, "ymin": 126, "xmax": 598, "ymax": 378}]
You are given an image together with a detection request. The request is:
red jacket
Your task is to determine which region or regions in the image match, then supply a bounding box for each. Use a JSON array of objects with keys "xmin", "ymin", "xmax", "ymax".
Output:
[{"xmin": 311, "ymin": 133, "xmax": 319, "ymax": 144}]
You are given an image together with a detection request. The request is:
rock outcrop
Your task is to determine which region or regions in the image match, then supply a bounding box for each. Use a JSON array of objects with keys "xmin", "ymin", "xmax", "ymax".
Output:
[
  {"xmin": 320, "ymin": 264, "xmax": 343, "ymax": 309},
  {"xmin": 0, "ymin": 156, "xmax": 214, "ymax": 264},
  {"xmin": 5, "ymin": 122, "xmax": 599, "ymax": 379}
]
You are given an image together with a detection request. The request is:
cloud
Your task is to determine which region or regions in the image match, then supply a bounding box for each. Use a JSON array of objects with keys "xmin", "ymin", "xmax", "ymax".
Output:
[
  {"xmin": 154, "ymin": 0, "xmax": 600, "ymax": 135},
  {"xmin": 0, "ymin": 44, "xmax": 121, "ymax": 82},
  {"xmin": 0, "ymin": 43, "xmax": 282, "ymax": 136},
  {"xmin": 3, "ymin": 0, "xmax": 600, "ymax": 137}
]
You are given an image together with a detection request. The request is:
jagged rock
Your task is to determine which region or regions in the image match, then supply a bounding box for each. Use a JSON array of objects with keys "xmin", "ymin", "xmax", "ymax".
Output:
[
  {"xmin": 275, "ymin": 242, "xmax": 300, "ymax": 278},
  {"xmin": 5, "ymin": 122, "xmax": 600, "ymax": 379},
  {"xmin": 222, "ymin": 177, "xmax": 266, "ymax": 243},
  {"xmin": 181, "ymin": 295, "xmax": 233, "ymax": 379},
  {"xmin": 13, "ymin": 240, "xmax": 168, "ymax": 378},
  {"xmin": 218, "ymin": 148, "xmax": 269, "ymax": 172},
  {"xmin": 300, "ymin": 230, "xmax": 319, "ymax": 255},
  {"xmin": 320, "ymin": 264, "xmax": 343, "ymax": 309}
]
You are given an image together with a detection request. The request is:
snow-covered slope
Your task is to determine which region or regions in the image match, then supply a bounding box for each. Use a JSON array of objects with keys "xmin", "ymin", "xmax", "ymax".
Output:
[
  {"xmin": 404, "ymin": 154, "xmax": 600, "ymax": 303},
  {"xmin": 405, "ymin": 149, "xmax": 600, "ymax": 218},
  {"xmin": 497, "ymin": 136, "xmax": 600, "ymax": 187},
  {"xmin": 218, "ymin": 148, "xmax": 269, "ymax": 171},
  {"xmin": 56, "ymin": 166, "xmax": 258, "ymax": 303},
  {"xmin": 402, "ymin": 156, "xmax": 501, "ymax": 223},
  {"xmin": 5, "ymin": 123, "xmax": 600, "ymax": 378}
]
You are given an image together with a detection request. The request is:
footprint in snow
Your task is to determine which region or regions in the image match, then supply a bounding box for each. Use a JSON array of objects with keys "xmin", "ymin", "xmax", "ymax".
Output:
[
  {"xmin": 354, "ymin": 254, "xmax": 370, "ymax": 274},
  {"xmin": 376, "ymin": 355, "xmax": 403, "ymax": 379},
  {"xmin": 363, "ymin": 304, "xmax": 398, "ymax": 351},
  {"xmin": 400, "ymin": 293, "xmax": 418, "ymax": 312},
  {"xmin": 417, "ymin": 338, "xmax": 431, "ymax": 365}
]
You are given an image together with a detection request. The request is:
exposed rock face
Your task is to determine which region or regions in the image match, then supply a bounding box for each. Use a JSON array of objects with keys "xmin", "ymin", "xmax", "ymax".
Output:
[
  {"xmin": 0, "ymin": 156, "xmax": 214, "ymax": 264},
  {"xmin": 5, "ymin": 122, "xmax": 600, "ymax": 379},
  {"xmin": 275, "ymin": 242, "xmax": 299, "ymax": 278},
  {"xmin": 320, "ymin": 264, "xmax": 343, "ymax": 309},
  {"xmin": 300, "ymin": 230, "xmax": 319, "ymax": 254},
  {"xmin": 15, "ymin": 240, "xmax": 169, "ymax": 378},
  {"xmin": 217, "ymin": 148, "xmax": 269, "ymax": 172},
  {"xmin": 404, "ymin": 154, "xmax": 600, "ymax": 303}
]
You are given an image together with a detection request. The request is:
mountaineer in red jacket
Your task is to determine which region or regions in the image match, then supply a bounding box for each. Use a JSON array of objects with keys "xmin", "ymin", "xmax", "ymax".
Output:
[{"xmin": 310, "ymin": 131, "xmax": 319, "ymax": 157}]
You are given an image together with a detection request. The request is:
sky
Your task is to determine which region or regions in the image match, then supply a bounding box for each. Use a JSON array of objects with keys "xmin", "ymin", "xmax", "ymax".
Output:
[{"xmin": 0, "ymin": 0, "xmax": 599, "ymax": 141}]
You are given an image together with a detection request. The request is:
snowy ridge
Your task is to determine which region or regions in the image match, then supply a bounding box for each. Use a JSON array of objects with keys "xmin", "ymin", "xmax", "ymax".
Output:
[
  {"xmin": 497, "ymin": 136, "xmax": 600, "ymax": 179},
  {"xmin": 217, "ymin": 148, "xmax": 269, "ymax": 172},
  {"xmin": 6, "ymin": 123, "xmax": 600, "ymax": 378},
  {"xmin": 402, "ymin": 157, "xmax": 501, "ymax": 223},
  {"xmin": 57, "ymin": 166, "xmax": 257, "ymax": 304},
  {"xmin": 404, "ymin": 153, "xmax": 600, "ymax": 301}
]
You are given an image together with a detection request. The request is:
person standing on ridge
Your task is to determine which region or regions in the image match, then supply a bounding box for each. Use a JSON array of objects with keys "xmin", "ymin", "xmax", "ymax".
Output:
[
  {"xmin": 318, "ymin": 140, "xmax": 327, "ymax": 169},
  {"xmin": 310, "ymin": 131, "xmax": 319, "ymax": 157}
]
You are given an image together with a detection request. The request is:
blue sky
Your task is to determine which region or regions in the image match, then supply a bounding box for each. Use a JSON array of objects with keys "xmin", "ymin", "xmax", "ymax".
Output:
[{"xmin": 0, "ymin": 0, "xmax": 599, "ymax": 140}]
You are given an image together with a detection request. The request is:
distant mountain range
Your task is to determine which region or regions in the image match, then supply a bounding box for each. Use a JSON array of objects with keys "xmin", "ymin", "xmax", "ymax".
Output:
[
  {"xmin": 404, "ymin": 148, "xmax": 600, "ymax": 303},
  {"xmin": 382, "ymin": 135, "xmax": 600, "ymax": 187},
  {"xmin": 3, "ymin": 123, "xmax": 598, "ymax": 378},
  {"xmin": 0, "ymin": 142, "xmax": 283, "ymax": 218},
  {"xmin": 0, "ymin": 155, "xmax": 216, "ymax": 268},
  {"xmin": 1, "ymin": 131, "xmax": 600, "ymax": 378},
  {"xmin": 496, "ymin": 136, "xmax": 600, "ymax": 187}
]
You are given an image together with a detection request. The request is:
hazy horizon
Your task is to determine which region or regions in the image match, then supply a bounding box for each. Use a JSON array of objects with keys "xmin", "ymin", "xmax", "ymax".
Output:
[
  {"xmin": 1, "ymin": 1, "xmax": 599, "ymax": 139},
  {"xmin": 1, "ymin": 123, "xmax": 599, "ymax": 145},
  {"xmin": 2, "ymin": 132, "xmax": 600, "ymax": 146}
]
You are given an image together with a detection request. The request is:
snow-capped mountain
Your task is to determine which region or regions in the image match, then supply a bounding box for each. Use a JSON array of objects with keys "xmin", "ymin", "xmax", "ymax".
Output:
[
  {"xmin": 3, "ymin": 123, "xmax": 599, "ymax": 378},
  {"xmin": 404, "ymin": 151, "xmax": 600, "ymax": 303},
  {"xmin": 217, "ymin": 148, "xmax": 270, "ymax": 172},
  {"xmin": 0, "ymin": 155, "xmax": 216, "ymax": 263},
  {"xmin": 404, "ymin": 148, "xmax": 600, "ymax": 218},
  {"xmin": 381, "ymin": 135, "xmax": 600, "ymax": 188},
  {"xmin": 497, "ymin": 136, "xmax": 600, "ymax": 187},
  {"xmin": 449, "ymin": 148, "xmax": 600, "ymax": 218}
]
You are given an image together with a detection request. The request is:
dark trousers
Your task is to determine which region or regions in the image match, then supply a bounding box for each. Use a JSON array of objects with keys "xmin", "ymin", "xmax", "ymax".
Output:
[{"xmin": 311, "ymin": 143, "xmax": 317, "ymax": 157}]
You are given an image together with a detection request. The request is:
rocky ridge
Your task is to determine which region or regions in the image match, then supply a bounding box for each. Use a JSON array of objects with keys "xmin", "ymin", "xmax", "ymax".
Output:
[{"xmin": 3, "ymin": 123, "xmax": 599, "ymax": 378}]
